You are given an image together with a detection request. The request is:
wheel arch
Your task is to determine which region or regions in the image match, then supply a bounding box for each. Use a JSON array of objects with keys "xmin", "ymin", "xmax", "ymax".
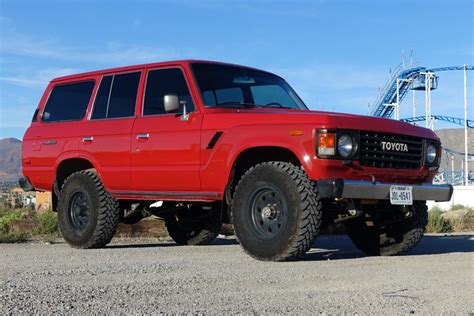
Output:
[
  {"xmin": 54, "ymin": 157, "xmax": 96, "ymax": 195},
  {"xmin": 225, "ymin": 146, "xmax": 304, "ymax": 205}
]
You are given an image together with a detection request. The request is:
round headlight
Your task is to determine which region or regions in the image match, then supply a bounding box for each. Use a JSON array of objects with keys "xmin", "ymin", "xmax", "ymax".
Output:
[
  {"xmin": 337, "ymin": 134, "xmax": 353, "ymax": 157},
  {"xmin": 426, "ymin": 144, "xmax": 437, "ymax": 164}
]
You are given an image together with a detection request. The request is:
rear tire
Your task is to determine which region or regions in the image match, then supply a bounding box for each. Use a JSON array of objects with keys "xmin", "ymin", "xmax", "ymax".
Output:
[
  {"xmin": 346, "ymin": 202, "xmax": 428, "ymax": 256},
  {"xmin": 232, "ymin": 162, "xmax": 322, "ymax": 261},
  {"xmin": 58, "ymin": 171, "xmax": 119, "ymax": 248}
]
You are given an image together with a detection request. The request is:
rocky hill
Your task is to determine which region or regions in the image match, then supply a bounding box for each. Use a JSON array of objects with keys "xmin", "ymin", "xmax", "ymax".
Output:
[
  {"xmin": 0, "ymin": 138, "xmax": 22, "ymax": 182},
  {"xmin": 436, "ymin": 128, "xmax": 474, "ymax": 173},
  {"xmin": 0, "ymin": 128, "xmax": 472, "ymax": 182}
]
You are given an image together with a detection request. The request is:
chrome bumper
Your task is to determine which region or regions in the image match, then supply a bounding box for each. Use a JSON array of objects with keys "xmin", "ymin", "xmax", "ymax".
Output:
[{"xmin": 317, "ymin": 179, "xmax": 453, "ymax": 202}]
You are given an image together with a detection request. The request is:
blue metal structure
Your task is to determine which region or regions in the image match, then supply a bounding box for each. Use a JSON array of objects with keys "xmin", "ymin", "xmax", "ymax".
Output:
[
  {"xmin": 369, "ymin": 64, "xmax": 425, "ymax": 117},
  {"xmin": 369, "ymin": 65, "xmax": 474, "ymax": 118},
  {"xmin": 400, "ymin": 115, "xmax": 474, "ymax": 128}
]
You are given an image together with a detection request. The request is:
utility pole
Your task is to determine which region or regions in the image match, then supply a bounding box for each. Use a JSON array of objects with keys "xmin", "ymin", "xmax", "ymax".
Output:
[{"xmin": 464, "ymin": 64, "xmax": 469, "ymax": 185}]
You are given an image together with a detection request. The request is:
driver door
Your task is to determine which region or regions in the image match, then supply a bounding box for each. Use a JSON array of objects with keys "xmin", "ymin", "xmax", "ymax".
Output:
[{"xmin": 130, "ymin": 67, "xmax": 202, "ymax": 192}]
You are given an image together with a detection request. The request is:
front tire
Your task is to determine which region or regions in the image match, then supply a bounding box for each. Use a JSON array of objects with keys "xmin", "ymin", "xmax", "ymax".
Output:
[
  {"xmin": 58, "ymin": 171, "xmax": 119, "ymax": 248},
  {"xmin": 346, "ymin": 202, "xmax": 428, "ymax": 256},
  {"xmin": 232, "ymin": 162, "xmax": 322, "ymax": 261}
]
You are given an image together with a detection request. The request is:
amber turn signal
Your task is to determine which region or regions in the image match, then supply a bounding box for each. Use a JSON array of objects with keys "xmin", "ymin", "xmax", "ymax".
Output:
[{"xmin": 318, "ymin": 132, "xmax": 336, "ymax": 156}]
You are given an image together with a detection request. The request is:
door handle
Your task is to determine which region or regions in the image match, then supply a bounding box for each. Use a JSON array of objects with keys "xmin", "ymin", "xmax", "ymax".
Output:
[
  {"xmin": 42, "ymin": 140, "xmax": 57, "ymax": 145},
  {"xmin": 83, "ymin": 136, "xmax": 93, "ymax": 142},
  {"xmin": 136, "ymin": 133, "xmax": 149, "ymax": 140}
]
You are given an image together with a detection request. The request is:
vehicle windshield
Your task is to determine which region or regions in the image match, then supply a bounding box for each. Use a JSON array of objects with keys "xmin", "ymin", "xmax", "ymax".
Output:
[{"xmin": 192, "ymin": 63, "xmax": 307, "ymax": 110}]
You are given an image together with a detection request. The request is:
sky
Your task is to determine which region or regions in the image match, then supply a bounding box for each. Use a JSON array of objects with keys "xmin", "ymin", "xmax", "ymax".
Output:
[{"xmin": 0, "ymin": 0, "xmax": 473, "ymax": 139}]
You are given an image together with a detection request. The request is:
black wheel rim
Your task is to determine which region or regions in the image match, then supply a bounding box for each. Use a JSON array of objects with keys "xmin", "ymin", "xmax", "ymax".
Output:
[
  {"xmin": 248, "ymin": 184, "xmax": 288, "ymax": 239},
  {"xmin": 68, "ymin": 190, "xmax": 91, "ymax": 232}
]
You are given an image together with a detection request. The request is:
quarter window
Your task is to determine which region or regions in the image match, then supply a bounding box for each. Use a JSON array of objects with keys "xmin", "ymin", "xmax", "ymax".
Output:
[
  {"xmin": 42, "ymin": 81, "xmax": 95, "ymax": 122},
  {"xmin": 143, "ymin": 68, "xmax": 194, "ymax": 116},
  {"xmin": 91, "ymin": 72, "xmax": 141, "ymax": 119}
]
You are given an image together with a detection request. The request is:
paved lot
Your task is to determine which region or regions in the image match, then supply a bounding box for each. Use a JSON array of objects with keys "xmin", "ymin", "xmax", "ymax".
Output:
[{"xmin": 1, "ymin": 234, "xmax": 473, "ymax": 314}]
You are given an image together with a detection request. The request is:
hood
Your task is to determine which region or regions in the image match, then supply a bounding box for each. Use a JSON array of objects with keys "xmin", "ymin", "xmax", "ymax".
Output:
[{"xmin": 206, "ymin": 107, "xmax": 439, "ymax": 140}]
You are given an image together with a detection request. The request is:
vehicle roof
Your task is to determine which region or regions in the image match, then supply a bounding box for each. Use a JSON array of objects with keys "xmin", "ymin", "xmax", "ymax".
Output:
[{"xmin": 51, "ymin": 59, "xmax": 278, "ymax": 83}]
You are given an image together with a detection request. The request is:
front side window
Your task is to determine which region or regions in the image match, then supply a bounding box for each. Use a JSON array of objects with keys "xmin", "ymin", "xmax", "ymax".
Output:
[
  {"xmin": 42, "ymin": 81, "xmax": 95, "ymax": 122},
  {"xmin": 91, "ymin": 72, "xmax": 141, "ymax": 119},
  {"xmin": 143, "ymin": 68, "xmax": 194, "ymax": 116},
  {"xmin": 192, "ymin": 63, "xmax": 307, "ymax": 110}
]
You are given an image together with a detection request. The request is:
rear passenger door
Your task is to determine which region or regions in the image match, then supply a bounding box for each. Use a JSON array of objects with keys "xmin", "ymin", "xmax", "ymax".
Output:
[
  {"xmin": 77, "ymin": 71, "xmax": 142, "ymax": 191},
  {"xmin": 130, "ymin": 67, "xmax": 202, "ymax": 193}
]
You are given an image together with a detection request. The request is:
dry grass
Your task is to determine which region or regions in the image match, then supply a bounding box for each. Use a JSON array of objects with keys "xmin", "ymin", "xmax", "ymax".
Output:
[
  {"xmin": 427, "ymin": 205, "xmax": 474, "ymax": 233},
  {"xmin": 0, "ymin": 207, "xmax": 58, "ymax": 243}
]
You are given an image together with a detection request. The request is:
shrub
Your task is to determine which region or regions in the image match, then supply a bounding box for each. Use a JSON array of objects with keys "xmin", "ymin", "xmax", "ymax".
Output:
[
  {"xmin": 450, "ymin": 204, "xmax": 466, "ymax": 211},
  {"xmin": 0, "ymin": 208, "xmax": 30, "ymax": 234},
  {"xmin": 450, "ymin": 204, "xmax": 474, "ymax": 212},
  {"xmin": 426, "ymin": 209, "xmax": 452, "ymax": 233},
  {"xmin": 429, "ymin": 205, "xmax": 442, "ymax": 212},
  {"xmin": 0, "ymin": 232, "xmax": 28, "ymax": 243},
  {"xmin": 34, "ymin": 210, "xmax": 58, "ymax": 236},
  {"xmin": 451, "ymin": 209, "xmax": 474, "ymax": 232}
]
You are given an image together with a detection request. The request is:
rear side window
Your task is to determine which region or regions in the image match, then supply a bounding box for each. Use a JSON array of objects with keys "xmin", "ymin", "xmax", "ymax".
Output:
[
  {"xmin": 91, "ymin": 76, "xmax": 112, "ymax": 119},
  {"xmin": 91, "ymin": 72, "xmax": 141, "ymax": 119},
  {"xmin": 143, "ymin": 68, "xmax": 194, "ymax": 116},
  {"xmin": 42, "ymin": 81, "xmax": 95, "ymax": 122}
]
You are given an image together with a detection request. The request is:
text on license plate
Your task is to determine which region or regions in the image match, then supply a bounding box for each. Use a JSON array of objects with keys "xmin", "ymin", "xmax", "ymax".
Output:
[{"xmin": 390, "ymin": 186, "xmax": 413, "ymax": 205}]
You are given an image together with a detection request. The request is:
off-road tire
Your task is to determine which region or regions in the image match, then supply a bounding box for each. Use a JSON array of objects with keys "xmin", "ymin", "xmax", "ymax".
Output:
[
  {"xmin": 346, "ymin": 202, "xmax": 428, "ymax": 256},
  {"xmin": 232, "ymin": 162, "xmax": 322, "ymax": 261},
  {"xmin": 58, "ymin": 170, "xmax": 119, "ymax": 248},
  {"xmin": 164, "ymin": 207, "xmax": 222, "ymax": 245}
]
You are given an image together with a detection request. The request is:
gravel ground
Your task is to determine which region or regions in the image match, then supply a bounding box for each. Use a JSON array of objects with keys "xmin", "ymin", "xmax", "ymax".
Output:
[{"xmin": 1, "ymin": 234, "xmax": 473, "ymax": 314}]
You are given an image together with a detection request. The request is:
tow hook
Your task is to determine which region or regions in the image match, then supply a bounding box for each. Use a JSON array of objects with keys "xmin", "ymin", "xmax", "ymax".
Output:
[{"xmin": 401, "ymin": 205, "xmax": 413, "ymax": 219}]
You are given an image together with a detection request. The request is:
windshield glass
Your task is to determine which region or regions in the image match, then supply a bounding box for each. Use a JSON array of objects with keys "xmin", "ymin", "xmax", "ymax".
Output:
[{"xmin": 192, "ymin": 63, "xmax": 307, "ymax": 110}]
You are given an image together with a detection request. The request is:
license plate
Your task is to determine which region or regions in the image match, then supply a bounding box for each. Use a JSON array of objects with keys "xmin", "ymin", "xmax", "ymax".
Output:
[{"xmin": 390, "ymin": 186, "xmax": 413, "ymax": 205}]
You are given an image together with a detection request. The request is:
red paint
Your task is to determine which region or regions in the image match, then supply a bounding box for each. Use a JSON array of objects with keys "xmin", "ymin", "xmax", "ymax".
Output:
[{"xmin": 22, "ymin": 60, "xmax": 440, "ymax": 201}]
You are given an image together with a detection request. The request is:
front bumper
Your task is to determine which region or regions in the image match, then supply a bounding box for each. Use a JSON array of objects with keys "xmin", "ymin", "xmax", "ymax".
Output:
[{"xmin": 317, "ymin": 179, "xmax": 453, "ymax": 202}]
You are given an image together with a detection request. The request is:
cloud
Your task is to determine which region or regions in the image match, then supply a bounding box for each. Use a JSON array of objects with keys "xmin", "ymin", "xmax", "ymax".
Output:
[
  {"xmin": 0, "ymin": 76, "xmax": 43, "ymax": 88},
  {"xmin": 175, "ymin": 0, "xmax": 324, "ymax": 19},
  {"xmin": 0, "ymin": 16, "xmax": 12, "ymax": 24},
  {"xmin": 273, "ymin": 64, "xmax": 386, "ymax": 91},
  {"xmin": 0, "ymin": 68, "xmax": 80, "ymax": 88},
  {"xmin": 1, "ymin": 34, "xmax": 178, "ymax": 65},
  {"xmin": 0, "ymin": 19, "xmax": 179, "ymax": 66},
  {"xmin": 0, "ymin": 104, "xmax": 34, "ymax": 128}
]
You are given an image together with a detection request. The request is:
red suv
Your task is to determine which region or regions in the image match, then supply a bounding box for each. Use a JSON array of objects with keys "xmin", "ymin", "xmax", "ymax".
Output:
[{"xmin": 20, "ymin": 60, "xmax": 452, "ymax": 261}]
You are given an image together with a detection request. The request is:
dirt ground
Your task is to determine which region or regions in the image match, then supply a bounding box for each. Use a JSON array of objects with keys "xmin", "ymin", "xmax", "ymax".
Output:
[{"xmin": 1, "ymin": 233, "xmax": 473, "ymax": 314}]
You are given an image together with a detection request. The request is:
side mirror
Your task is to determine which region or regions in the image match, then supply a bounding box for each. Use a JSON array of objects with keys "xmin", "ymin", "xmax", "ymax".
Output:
[{"xmin": 164, "ymin": 94, "xmax": 180, "ymax": 113}]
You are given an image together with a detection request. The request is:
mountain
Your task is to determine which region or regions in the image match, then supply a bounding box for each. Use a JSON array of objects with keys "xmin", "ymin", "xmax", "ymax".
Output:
[
  {"xmin": 0, "ymin": 138, "xmax": 22, "ymax": 182},
  {"xmin": 435, "ymin": 128, "xmax": 474, "ymax": 174},
  {"xmin": 0, "ymin": 128, "xmax": 472, "ymax": 183}
]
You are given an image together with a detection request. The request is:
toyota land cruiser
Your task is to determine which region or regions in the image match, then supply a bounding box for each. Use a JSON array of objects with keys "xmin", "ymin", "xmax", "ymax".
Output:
[{"xmin": 20, "ymin": 60, "xmax": 452, "ymax": 261}]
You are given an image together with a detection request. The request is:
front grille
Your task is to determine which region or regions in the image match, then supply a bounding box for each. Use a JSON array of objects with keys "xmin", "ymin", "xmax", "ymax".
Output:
[{"xmin": 359, "ymin": 131, "xmax": 423, "ymax": 169}]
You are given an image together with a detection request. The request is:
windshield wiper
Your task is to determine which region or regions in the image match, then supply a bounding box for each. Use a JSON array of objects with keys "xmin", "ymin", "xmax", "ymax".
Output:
[
  {"xmin": 260, "ymin": 105, "xmax": 293, "ymax": 109},
  {"xmin": 215, "ymin": 102, "xmax": 258, "ymax": 108},
  {"xmin": 214, "ymin": 102, "xmax": 293, "ymax": 109}
]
